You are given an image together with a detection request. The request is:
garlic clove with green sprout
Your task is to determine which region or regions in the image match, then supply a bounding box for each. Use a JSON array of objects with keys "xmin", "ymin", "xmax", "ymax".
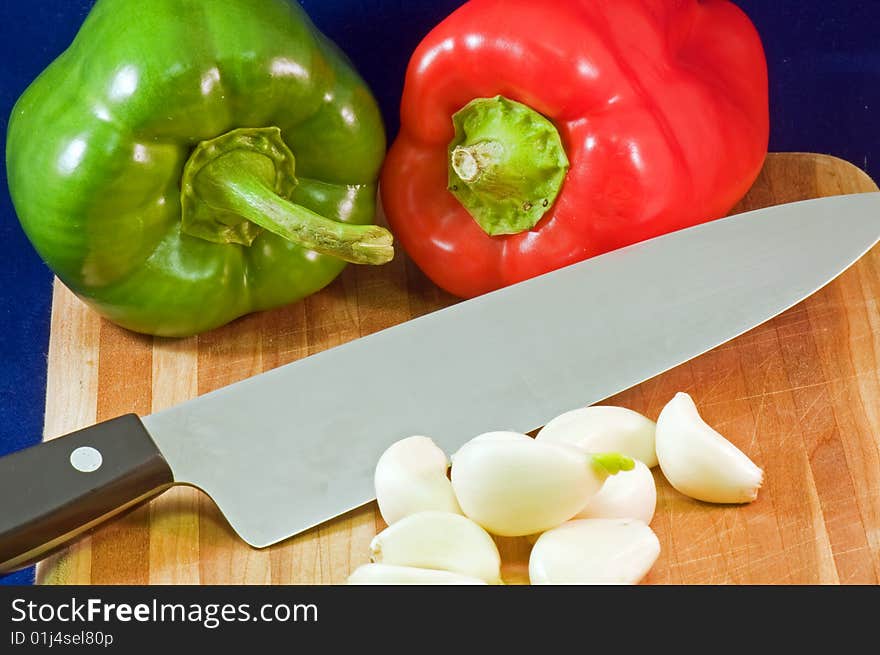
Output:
[
  {"xmin": 369, "ymin": 511, "xmax": 503, "ymax": 584},
  {"xmin": 374, "ymin": 436, "xmax": 461, "ymax": 525},
  {"xmin": 347, "ymin": 563, "xmax": 487, "ymax": 585},
  {"xmin": 451, "ymin": 433, "xmax": 633, "ymax": 536},
  {"xmin": 574, "ymin": 459, "xmax": 656, "ymax": 524},
  {"xmin": 537, "ymin": 405, "xmax": 658, "ymax": 468},
  {"xmin": 448, "ymin": 430, "xmax": 532, "ymax": 466},
  {"xmin": 655, "ymin": 392, "xmax": 763, "ymax": 504},
  {"xmin": 466, "ymin": 430, "xmax": 533, "ymax": 443},
  {"xmin": 529, "ymin": 518, "xmax": 660, "ymax": 584}
]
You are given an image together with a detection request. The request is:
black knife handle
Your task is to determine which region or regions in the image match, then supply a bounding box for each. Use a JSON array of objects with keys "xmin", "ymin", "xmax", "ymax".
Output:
[{"xmin": 0, "ymin": 414, "xmax": 173, "ymax": 574}]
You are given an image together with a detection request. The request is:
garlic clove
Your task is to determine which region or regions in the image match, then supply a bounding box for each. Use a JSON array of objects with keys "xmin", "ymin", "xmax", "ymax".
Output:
[
  {"xmin": 374, "ymin": 436, "xmax": 462, "ymax": 525},
  {"xmin": 347, "ymin": 563, "xmax": 487, "ymax": 585},
  {"xmin": 467, "ymin": 430, "xmax": 534, "ymax": 444},
  {"xmin": 655, "ymin": 392, "xmax": 763, "ymax": 504},
  {"xmin": 529, "ymin": 518, "xmax": 660, "ymax": 585},
  {"xmin": 369, "ymin": 511, "xmax": 502, "ymax": 584},
  {"xmin": 449, "ymin": 431, "xmax": 532, "ymax": 464},
  {"xmin": 575, "ymin": 459, "xmax": 657, "ymax": 524},
  {"xmin": 450, "ymin": 434, "xmax": 633, "ymax": 536},
  {"xmin": 537, "ymin": 405, "xmax": 658, "ymax": 468}
]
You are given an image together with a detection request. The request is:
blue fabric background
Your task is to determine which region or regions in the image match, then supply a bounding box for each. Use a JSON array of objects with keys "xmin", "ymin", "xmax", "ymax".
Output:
[{"xmin": 1, "ymin": 1, "xmax": 878, "ymax": 585}]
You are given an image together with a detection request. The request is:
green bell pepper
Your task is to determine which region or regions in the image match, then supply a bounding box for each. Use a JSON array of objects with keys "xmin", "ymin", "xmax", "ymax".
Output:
[{"xmin": 6, "ymin": 0, "xmax": 391, "ymax": 337}]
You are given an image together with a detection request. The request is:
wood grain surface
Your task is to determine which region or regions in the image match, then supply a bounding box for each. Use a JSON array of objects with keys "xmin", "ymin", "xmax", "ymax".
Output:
[{"xmin": 36, "ymin": 153, "xmax": 880, "ymax": 585}]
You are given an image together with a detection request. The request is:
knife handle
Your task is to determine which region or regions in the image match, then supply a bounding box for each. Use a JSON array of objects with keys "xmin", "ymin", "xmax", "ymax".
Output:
[{"xmin": 0, "ymin": 414, "xmax": 173, "ymax": 574}]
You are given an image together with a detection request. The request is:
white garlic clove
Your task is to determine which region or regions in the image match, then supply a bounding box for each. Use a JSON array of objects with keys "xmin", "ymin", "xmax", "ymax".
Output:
[
  {"xmin": 529, "ymin": 518, "xmax": 660, "ymax": 585},
  {"xmin": 449, "ymin": 431, "xmax": 532, "ymax": 464},
  {"xmin": 575, "ymin": 459, "xmax": 657, "ymax": 524},
  {"xmin": 537, "ymin": 405, "xmax": 658, "ymax": 468},
  {"xmin": 347, "ymin": 563, "xmax": 487, "ymax": 585},
  {"xmin": 450, "ymin": 433, "xmax": 633, "ymax": 537},
  {"xmin": 466, "ymin": 430, "xmax": 534, "ymax": 444},
  {"xmin": 374, "ymin": 436, "xmax": 462, "ymax": 525},
  {"xmin": 655, "ymin": 392, "xmax": 763, "ymax": 504},
  {"xmin": 369, "ymin": 511, "xmax": 502, "ymax": 584}
]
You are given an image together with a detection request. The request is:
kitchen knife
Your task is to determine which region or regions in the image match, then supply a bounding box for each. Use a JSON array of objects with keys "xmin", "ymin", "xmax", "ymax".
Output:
[{"xmin": 2, "ymin": 193, "xmax": 879, "ymax": 573}]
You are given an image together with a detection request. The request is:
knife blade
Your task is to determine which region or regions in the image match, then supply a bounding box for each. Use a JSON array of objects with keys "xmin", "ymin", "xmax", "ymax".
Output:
[{"xmin": 2, "ymin": 192, "xmax": 879, "ymax": 572}]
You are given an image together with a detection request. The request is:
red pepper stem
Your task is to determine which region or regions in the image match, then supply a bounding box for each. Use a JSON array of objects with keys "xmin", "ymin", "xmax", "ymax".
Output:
[
  {"xmin": 180, "ymin": 127, "xmax": 393, "ymax": 265},
  {"xmin": 447, "ymin": 96, "xmax": 570, "ymax": 237},
  {"xmin": 451, "ymin": 141, "xmax": 503, "ymax": 183}
]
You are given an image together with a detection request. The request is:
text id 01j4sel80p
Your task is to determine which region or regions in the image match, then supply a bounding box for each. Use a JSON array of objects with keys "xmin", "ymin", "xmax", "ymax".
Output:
[{"xmin": 10, "ymin": 630, "xmax": 114, "ymax": 648}]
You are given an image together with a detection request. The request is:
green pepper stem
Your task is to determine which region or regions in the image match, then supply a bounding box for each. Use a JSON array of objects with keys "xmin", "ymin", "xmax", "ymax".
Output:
[
  {"xmin": 198, "ymin": 151, "xmax": 393, "ymax": 265},
  {"xmin": 180, "ymin": 126, "xmax": 392, "ymax": 265}
]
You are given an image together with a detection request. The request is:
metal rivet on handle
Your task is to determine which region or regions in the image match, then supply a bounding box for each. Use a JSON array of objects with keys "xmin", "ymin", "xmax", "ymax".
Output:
[{"xmin": 70, "ymin": 446, "xmax": 103, "ymax": 473}]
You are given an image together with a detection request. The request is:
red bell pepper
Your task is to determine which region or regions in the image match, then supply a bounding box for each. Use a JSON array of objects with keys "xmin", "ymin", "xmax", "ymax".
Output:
[{"xmin": 381, "ymin": 0, "xmax": 769, "ymax": 298}]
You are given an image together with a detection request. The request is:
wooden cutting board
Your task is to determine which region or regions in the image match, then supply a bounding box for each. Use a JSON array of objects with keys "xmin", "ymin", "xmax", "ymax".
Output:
[{"xmin": 36, "ymin": 153, "xmax": 880, "ymax": 585}]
